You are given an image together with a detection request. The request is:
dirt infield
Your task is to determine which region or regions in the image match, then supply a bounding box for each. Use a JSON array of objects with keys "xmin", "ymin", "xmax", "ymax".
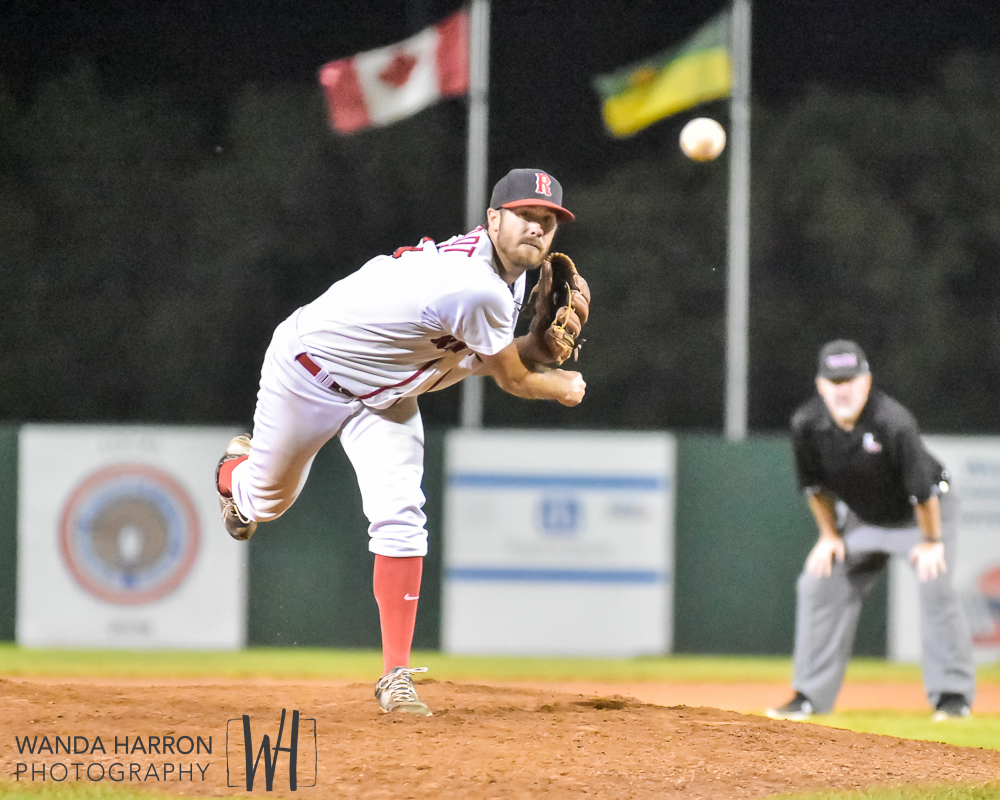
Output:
[{"xmin": 3, "ymin": 677, "xmax": 999, "ymax": 799}]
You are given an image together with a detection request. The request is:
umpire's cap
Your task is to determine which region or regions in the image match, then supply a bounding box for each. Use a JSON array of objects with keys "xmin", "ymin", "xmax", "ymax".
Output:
[
  {"xmin": 490, "ymin": 168, "xmax": 575, "ymax": 221},
  {"xmin": 817, "ymin": 340, "xmax": 870, "ymax": 382}
]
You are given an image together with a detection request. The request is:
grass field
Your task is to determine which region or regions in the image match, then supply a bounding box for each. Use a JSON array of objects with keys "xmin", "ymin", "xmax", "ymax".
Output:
[
  {"xmin": 2, "ymin": 645, "xmax": 999, "ymax": 799},
  {"xmin": 4, "ymin": 643, "xmax": 999, "ymax": 684}
]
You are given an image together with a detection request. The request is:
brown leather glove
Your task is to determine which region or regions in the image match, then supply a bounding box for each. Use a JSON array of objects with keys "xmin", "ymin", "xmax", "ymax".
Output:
[{"xmin": 526, "ymin": 252, "xmax": 591, "ymax": 366}]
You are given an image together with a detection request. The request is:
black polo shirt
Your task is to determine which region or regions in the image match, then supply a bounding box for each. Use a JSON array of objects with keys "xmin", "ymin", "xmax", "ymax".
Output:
[{"xmin": 790, "ymin": 388, "xmax": 946, "ymax": 527}]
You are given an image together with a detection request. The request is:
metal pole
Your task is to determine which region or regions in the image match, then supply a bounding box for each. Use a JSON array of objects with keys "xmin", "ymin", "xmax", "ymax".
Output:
[
  {"xmin": 725, "ymin": 0, "xmax": 752, "ymax": 440},
  {"xmin": 461, "ymin": 0, "xmax": 491, "ymax": 429}
]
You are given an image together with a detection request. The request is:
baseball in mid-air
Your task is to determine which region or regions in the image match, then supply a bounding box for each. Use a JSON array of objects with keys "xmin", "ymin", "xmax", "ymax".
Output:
[{"xmin": 679, "ymin": 117, "xmax": 727, "ymax": 161}]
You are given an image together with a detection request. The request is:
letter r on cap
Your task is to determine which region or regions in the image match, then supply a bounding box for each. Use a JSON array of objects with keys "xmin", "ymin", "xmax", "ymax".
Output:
[{"xmin": 535, "ymin": 173, "xmax": 552, "ymax": 196}]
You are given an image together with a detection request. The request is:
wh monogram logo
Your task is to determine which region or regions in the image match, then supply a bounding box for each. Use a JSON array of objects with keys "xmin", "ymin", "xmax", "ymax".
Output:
[
  {"xmin": 226, "ymin": 709, "xmax": 317, "ymax": 791},
  {"xmin": 534, "ymin": 172, "xmax": 553, "ymax": 196}
]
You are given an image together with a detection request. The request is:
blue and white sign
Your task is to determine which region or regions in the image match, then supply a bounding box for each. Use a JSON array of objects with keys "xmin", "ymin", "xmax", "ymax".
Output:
[
  {"xmin": 889, "ymin": 436, "xmax": 1000, "ymax": 664},
  {"xmin": 442, "ymin": 430, "xmax": 675, "ymax": 657}
]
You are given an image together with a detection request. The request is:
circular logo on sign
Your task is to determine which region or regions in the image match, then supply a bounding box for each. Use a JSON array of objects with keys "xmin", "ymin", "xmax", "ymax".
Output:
[{"xmin": 59, "ymin": 464, "xmax": 200, "ymax": 605}]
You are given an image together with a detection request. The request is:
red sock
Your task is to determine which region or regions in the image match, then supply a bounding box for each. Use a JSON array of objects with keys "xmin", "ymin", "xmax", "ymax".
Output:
[
  {"xmin": 373, "ymin": 554, "xmax": 423, "ymax": 675},
  {"xmin": 217, "ymin": 455, "xmax": 248, "ymax": 497}
]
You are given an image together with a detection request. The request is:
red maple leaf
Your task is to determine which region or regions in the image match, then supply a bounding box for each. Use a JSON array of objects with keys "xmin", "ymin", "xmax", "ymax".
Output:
[{"xmin": 379, "ymin": 50, "xmax": 418, "ymax": 88}]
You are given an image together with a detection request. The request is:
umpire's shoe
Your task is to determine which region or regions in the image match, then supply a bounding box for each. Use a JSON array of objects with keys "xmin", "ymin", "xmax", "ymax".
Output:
[
  {"xmin": 216, "ymin": 434, "xmax": 257, "ymax": 541},
  {"xmin": 375, "ymin": 667, "xmax": 433, "ymax": 716},
  {"xmin": 933, "ymin": 693, "xmax": 971, "ymax": 721},
  {"xmin": 766, "ymin": 692, "xmax": 814, "ymax": 721}
]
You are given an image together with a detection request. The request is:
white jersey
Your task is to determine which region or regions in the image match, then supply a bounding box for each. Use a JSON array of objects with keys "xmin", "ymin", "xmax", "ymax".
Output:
[{"xmin": 295, "ymin": 227, "xmax": 525, "ymax": 409}]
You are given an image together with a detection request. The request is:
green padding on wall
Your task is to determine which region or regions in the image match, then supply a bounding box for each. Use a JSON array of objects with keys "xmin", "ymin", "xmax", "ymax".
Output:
[
  {"xmin": 246, "ymin": 428, "xmax": 445, "ymax": 649},
  {"xmin": 0, "ymin": 426, "xmax": 889, "ymax": 655},
  {"xmin": 0, "ymin": 426, "xmax": 17, "ymax": 641},
  {"xmin": 672, "ymin": 434, "xmax": 887, "ymax": 656}
]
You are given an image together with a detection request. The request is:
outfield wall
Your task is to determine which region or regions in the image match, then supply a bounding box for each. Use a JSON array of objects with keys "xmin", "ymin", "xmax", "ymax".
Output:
[
  {"xmin": 0, "ymin": 425, "xmax": 17, "ymax": 642},
  {"xmin": 0, "ymin": 426, "xmax": 887, "ymax": 656},
  {"xmin": 673, "ymin": 434, "xmax": 886, "ymax": 656}
]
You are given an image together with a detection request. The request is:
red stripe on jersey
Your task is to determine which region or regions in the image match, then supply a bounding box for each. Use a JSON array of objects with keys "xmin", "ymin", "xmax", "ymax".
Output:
[{"xmin": 356, "ymin": 359, "xmax": 441, "ymax": 400}]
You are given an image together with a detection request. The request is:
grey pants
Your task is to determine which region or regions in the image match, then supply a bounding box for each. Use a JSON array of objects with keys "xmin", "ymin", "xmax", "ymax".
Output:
[{"xmin": 792, "ymin": 489, "xmax": 976, "ymax": 713}]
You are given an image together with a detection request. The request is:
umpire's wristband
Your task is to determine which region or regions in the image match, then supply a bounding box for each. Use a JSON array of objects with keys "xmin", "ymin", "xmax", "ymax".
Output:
[{"xmin": 922, "ymin": 536, "xmax": 941, "ymax": 544}]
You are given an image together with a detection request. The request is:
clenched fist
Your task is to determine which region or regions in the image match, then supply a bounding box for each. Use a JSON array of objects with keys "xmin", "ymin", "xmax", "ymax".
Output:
[{"xmin": 556, "ymin": 370, "xmax": 586, "ymax": 406}]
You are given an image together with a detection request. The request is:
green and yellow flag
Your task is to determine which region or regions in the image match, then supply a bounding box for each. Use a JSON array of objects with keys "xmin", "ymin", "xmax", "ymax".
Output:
[{"xmin": 594, "ymin": 11, "xmax": 732, "ymax": 138}]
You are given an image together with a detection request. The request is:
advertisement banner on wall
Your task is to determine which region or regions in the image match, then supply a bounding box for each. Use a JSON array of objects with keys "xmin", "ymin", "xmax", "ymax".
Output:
[
  {"xmin": 442, "ymin": 430, "xmax": 675, "ymax": 657},
  {"xmin": 17, "ymin": 425, "xmax": 247, "ymax": 649},
  {"xmin": 889, "ymin": 436, "xmax": 1000, "ymax": 663}
]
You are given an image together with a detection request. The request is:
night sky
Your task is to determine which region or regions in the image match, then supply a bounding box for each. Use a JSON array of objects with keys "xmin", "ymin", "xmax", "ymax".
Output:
[
  {"xmin": 3, "ymin": 0, "xmax": 1000, "ymax": 432},
  {"xmin": 4, "ymin": 0, "xmax": 998, "ymax": 200},
  {"xmin": 3, "ymin": 1, "xmax": 998, "ymax": 105}
]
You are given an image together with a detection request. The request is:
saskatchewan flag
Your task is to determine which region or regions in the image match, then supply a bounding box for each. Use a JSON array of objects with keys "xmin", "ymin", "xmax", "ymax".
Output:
[{"xmin": 594, "ymin": 11, "xmax": 732, "ymax": 138}]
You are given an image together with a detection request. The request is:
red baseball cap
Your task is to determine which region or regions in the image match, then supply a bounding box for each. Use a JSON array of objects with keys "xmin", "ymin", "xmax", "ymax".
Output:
[{"xmin": 489, "ymin": 168, "xmax": 575, "ymax": 221}]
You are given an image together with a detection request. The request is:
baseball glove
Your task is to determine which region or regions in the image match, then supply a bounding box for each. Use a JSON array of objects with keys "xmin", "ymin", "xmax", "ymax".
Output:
[{"xmin": 526, "ymin": 252, "xmax": 590, "ymax": 366}]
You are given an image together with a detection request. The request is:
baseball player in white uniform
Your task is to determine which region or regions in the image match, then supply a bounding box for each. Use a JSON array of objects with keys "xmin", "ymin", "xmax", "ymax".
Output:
[{"xmin": 215, "ymin": 168, "xmax": 585, "ymax": 716}]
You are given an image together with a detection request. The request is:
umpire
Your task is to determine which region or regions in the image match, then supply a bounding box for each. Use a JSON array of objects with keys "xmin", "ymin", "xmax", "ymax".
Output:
[{"xmin": 767, "ymin": 340, "xmax": 976, "ymax": 721}]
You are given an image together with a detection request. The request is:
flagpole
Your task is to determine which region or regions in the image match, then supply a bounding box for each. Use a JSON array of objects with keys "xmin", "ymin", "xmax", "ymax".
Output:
[
  {"xmin": 725, "ymin": 0, "xmax": 752, "ymax": 441},
  {"xmin": 461, "ymin": 0, "xmax": 491, "ymax": 429}
]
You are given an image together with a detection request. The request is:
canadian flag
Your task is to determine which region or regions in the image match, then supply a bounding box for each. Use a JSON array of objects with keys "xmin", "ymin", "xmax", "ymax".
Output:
[{"xmin": 319, "ymin": 10, "xmax": 469, "ymax": 135}]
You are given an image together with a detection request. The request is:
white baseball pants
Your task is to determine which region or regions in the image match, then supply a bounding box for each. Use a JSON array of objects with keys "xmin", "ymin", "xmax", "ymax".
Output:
[{"xmin": 230, "ymin": 312, "xmax": 429, "ymax": 557}]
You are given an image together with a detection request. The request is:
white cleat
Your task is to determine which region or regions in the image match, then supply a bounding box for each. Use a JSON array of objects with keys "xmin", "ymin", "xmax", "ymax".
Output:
[{"xmin": 375, "ymin": 667, "xmax": 433, "ymax": 716}]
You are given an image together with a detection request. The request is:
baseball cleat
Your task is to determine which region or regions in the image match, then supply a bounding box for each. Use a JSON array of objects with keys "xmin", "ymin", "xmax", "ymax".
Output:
[
  {"xmin": 765, "ymin": 692, "xmax": 814, "ymax": 721},
  {"xmin": 216, "ymin": 434, "xmax": 256, "ymax": 541},
  {"xmin": 932, "ymin": 693, "xmax": 971, "ymax": 721},
  {"xmin": 375, "ymin": 667, "xmax": 433, "ymax": 716}
]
